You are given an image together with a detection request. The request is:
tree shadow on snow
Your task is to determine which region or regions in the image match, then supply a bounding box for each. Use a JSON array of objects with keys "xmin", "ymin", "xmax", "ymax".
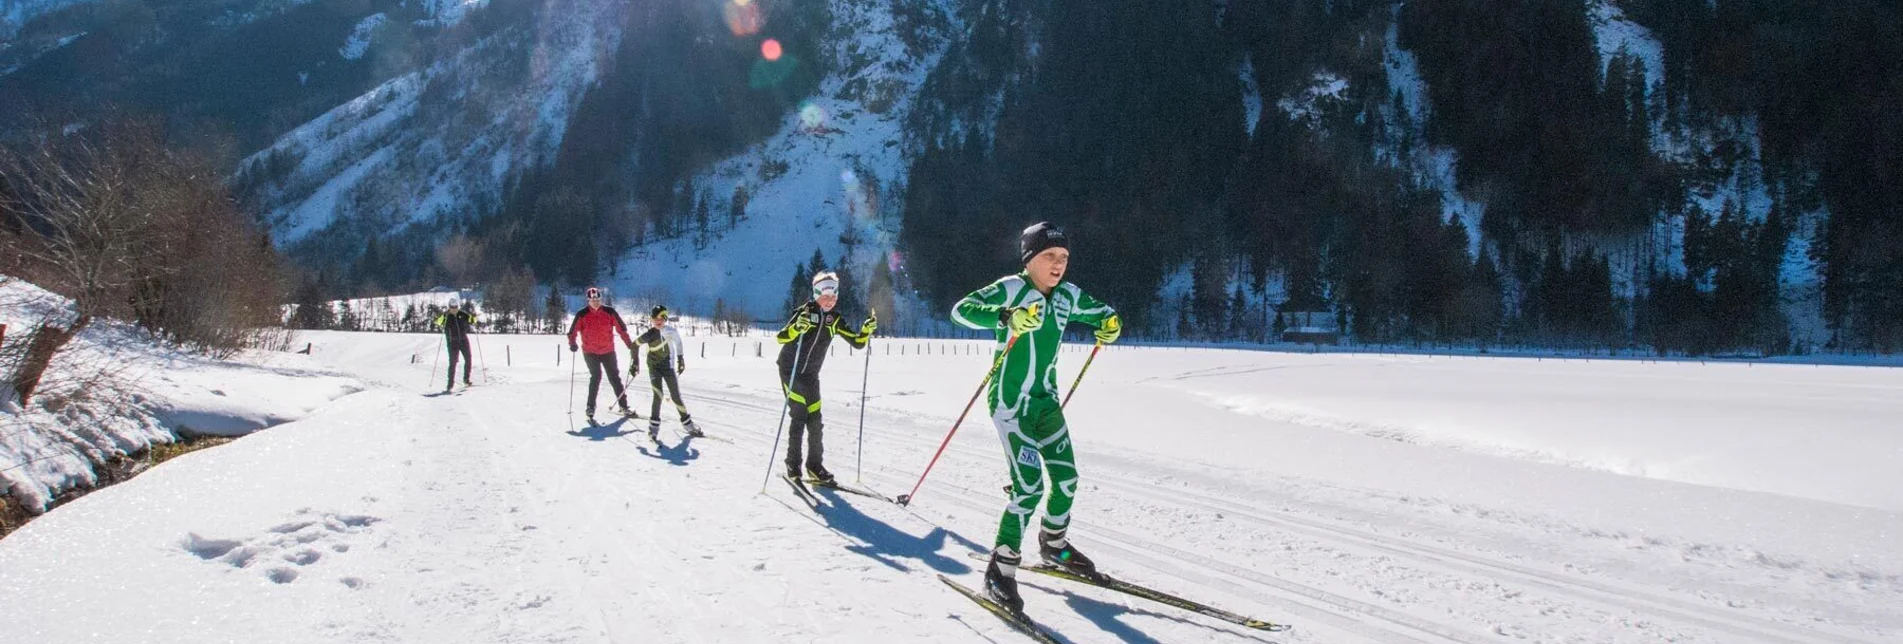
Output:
[
  {"xmin": 565, "ymin": 418, "xmax": 635, "ymax": 441},
  {"xmin": 636, "ymin": 435, "xmax": 700, "ymax": 466},
  {"xmin": 803, "ymin": 486, "xmax": 986, "ymax": 576},
  {"xmin": 1020, "ymin": 580, "xmax": 1279, "ymax": 644}
]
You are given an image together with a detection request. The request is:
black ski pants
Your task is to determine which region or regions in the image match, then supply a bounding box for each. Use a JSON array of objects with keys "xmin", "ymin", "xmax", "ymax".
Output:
[
  {"xmin": 583, "ymin": 351, "xmax": 630, "ymax": 414},
  {"xmin": 781, "ymin": 372, "xmax": 825, "ymax": 473},
  {"xmin": 446, "ymin": 339, "xmax": 472, "ymax": 388},
  {"xmin": 648, "ymin": 367, "xmax": 692, "ymax": 422}
]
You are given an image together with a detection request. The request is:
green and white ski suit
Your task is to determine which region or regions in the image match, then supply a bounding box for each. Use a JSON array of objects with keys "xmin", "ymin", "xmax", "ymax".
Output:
[{"xmin": 952, "ymin": 274, "xmax": 1116, "ymax": 553}]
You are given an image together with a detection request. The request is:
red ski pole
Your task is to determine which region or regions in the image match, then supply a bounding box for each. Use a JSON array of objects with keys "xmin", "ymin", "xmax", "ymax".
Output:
[
  {"xmin": 895, "ymin": 307, "xmax": 1035, "ymax": 507},
  {"xmin": 1061, "ymin": 340, "xmax": 1103, "ymax": 409}
]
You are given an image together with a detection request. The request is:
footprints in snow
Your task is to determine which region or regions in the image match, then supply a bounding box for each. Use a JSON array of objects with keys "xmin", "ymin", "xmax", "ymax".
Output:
[{"xmin": 182, "ymin": 510, "xmax": 381, "ymax": 587}]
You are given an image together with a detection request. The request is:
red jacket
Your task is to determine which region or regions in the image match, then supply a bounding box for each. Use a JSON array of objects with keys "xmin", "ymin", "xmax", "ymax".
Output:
[{"xmin": 567, "ymin": 306, "xmax": 632, "ymax": 355}]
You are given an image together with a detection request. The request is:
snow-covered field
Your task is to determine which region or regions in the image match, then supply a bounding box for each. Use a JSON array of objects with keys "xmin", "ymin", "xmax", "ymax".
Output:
[{"xmin": 3, "ymin": 329, "xmax": 1899, "ymax": 643}]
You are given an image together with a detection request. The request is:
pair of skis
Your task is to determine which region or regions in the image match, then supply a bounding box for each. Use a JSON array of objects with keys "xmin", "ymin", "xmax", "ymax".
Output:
[
  {"xmin": 766, "ymin": 465, "xmax": 1290, "ymax": 637},
  {"xmin": 782, "ymin": 475, "xmax": 891, "ymax": 503},
  {"xmin": 583, "ymin": 409, "xmax": 641, "ymax": 427},
  {"xmin": 942, "ymin": 552, "xmax": 1291, "ymax": 641}
]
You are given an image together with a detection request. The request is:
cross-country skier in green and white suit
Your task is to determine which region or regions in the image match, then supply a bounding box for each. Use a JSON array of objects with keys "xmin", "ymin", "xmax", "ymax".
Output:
[{"xmin": 950, "ymin": 221, "xmax": 1123, "ymax": 613}]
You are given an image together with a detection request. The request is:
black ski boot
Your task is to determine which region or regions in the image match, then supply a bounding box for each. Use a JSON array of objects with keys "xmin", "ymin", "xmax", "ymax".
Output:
[
  {"xmin": 648, "ymin": 419, "xmax": 661, "ymax": 441},
  {"xmin": 785, "ymin": 462, "xmax": 802, "ymax": 481},
  {"xmin": 806, "ymin": 465, "xmax": 836, "ymax": 485},
  {"xmin": 984, "ymin": 547, "xmax": 1025, "ymax": 614},
  {"xmin": 1038, "ymin": 528, "xmax": 1101, "ymax": 580}
]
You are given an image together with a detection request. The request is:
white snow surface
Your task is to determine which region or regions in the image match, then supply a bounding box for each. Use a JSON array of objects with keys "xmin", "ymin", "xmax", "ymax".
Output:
[
  {"xmin": 2, "ymin": 327, "xmax": 1899, "ymax": 643},
  {"xmin": 1239, "ymin": 54, "xmax": 1262, "ymax": 138},
  {"xmin": 0, "ymin": 277, "xmax": 362, "ymax": 512},
  {"xmin": 338, "ymin": 13, "xmax": 385, "ymax": 61},
  {"xmin": 1383, "ymin": 15, "xmax": 1485, "ymax": 257},
  {"xmin": 1588, "ymin": 0, "xmax": 1666, "ymax": 100},
  {"xmin": 1276, "ymin": 71, "xmax": 1349, "ymax": 129}
]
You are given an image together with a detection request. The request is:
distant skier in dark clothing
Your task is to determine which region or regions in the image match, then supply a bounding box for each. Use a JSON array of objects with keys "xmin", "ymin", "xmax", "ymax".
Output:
[
  {"xmin": 567, "ymin": 287, "xmax": 639, "ymax": 422},
  {"xmin": 435, "ymin": 301, "xmax": 477, "ymax": 392},
  {"xmin": 775, "ymin": 271, "xmax": 875, "ymax": 483},
  {"xmin": 633, "ymin": 305, "xmax": 701, "ymax": 440}
]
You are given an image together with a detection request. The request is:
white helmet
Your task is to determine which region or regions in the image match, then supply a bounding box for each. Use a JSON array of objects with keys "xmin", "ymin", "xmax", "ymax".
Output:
[{"xmin": 811, "ymin": 271, "xmax": 840, "ymax": 298}]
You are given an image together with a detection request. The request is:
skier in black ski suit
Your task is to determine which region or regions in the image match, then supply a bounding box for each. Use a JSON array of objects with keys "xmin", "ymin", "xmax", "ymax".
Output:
[
  {"xmin": 435, "ymin": 301, "xmax": 477, "ymax": 392},
  {"xmin": 632, "ymin": 305, "xmax": 701, "ymax": 440},
  {"xmin": 775, "ymin": 271, "xmax": 875, "ymax": 484}
]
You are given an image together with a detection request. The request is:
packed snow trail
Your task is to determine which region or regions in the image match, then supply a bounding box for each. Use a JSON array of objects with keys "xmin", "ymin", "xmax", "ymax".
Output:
[{"xmin": 2, "ymin": 331, "xmax": 1899, "ymax": 643}]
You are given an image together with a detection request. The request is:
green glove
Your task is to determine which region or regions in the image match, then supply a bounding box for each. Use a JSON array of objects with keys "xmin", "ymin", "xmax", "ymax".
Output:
[
  {"xmin": 790, "ymin": 314, "xmax": 817, "ymax": 336},
  {"xmin": 1095, "ymin": 314, "xmax": 1122, "ymax": 344},
  {"xmin": 1005, "ymin": 304, "xmax": 1043, "ymax": 335},
  {"xmin": 861, "ymin": 315, "xmax": 878, "ymax": 336}
]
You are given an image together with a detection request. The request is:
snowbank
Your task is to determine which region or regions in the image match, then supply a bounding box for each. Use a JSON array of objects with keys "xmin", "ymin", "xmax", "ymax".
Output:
[{"xmin": 1, "ymin": 277, "xmax": 363, "ymax": 512}]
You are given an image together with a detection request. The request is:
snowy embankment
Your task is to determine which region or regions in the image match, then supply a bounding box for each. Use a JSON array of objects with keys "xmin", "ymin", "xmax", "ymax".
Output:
[
  {"xmin": 1, "ymin": 277, "xmax": 363, "ymax": 513},
  {"xmin": 1, "ymin": 328, "xmax": 1898, "ymax": 643}
]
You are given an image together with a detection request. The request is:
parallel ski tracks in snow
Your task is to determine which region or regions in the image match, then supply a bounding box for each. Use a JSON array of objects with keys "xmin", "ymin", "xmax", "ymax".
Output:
[
  {"xmin": 678, "ymin": 391, "xmax": 1462, "ymax": 643},
  {"xmin": 678, "ymin": 387, "xmax": 1876, "ymax": 644}
]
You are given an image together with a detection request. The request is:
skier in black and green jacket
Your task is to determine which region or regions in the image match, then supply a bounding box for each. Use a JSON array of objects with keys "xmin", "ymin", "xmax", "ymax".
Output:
[
  {"xmin": 434, "ymin": 301, "xmax": 478, "ymax": 392},
  {"xmin": 632, "ymin": 305, "xmax": 702, "ymax": 440},
  {"xmin": 950, "ymin": 222, "xmax": 1123, "ymax": 613},
  {"xmin": 775, "ymin": 271, "xmax": 876, "ymax": 484}
]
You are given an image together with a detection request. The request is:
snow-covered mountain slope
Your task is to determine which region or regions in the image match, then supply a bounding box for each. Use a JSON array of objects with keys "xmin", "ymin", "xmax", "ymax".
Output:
[
  {"xmin": 238, "ymin": 0, "xmax": 620, "ymax": 246},
  {"xmin": 604, "ymin": 0, "xmax": 955, "ymax": 319},
  {"xmin": 0, "ymin": 277, "xmax": 362, "ymax": 513},
  {"xmin": 0, "ymin": 0, "xmax": 92, "ymax": 37},
  {"xmin": 2, "ymin": 330, "xmax": 1897, "ymax": 642}
]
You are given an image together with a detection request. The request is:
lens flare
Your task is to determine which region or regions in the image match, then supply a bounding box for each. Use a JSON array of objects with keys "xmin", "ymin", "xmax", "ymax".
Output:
[
  {"xmin": 799, "ymin": 101, "xmax": 826, "ymax": 129},
  {"xmin": 761, "ymin": 38, "xmax": 783, "ymax": 61},
  {"xmin": 841, "ymin": 169, "xmax": 876, "ymax": 220},
  {"xmin": 723, "ymin": 1, "xmax": 762, "ymax": 37}
]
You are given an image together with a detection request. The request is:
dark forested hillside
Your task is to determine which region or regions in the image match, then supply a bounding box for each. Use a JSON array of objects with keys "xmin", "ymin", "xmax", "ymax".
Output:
[{"xmin": 897, "ymin": 0, "xmax": 1902, "ymax": 354}]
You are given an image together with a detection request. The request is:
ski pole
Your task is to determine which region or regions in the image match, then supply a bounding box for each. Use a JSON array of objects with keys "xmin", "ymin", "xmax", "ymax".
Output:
[
  {"xmin": 760, "ymin": 322, "xmax": 810, "ymax": 494},
  {"xmin": 856, "ymin": 309, "xmax": 875, "ymax": 484},
  {"xmin": 895, "ymin": 307, "xmax": 1034, "ymax": 507},
  {"xmin": 475, "ymin": 335, "xmax": 489, "ymax": 385},
  {"xmin": 1060, "ymin": 340, "xmax": 1103, "ymax": 409},
  {"xmin": 427, "ymin": 339, "xmax": 441, "ymax": 390},
  {"xmin": 566, "ymin": 345, "xmax": 578, "ymax": 427}
]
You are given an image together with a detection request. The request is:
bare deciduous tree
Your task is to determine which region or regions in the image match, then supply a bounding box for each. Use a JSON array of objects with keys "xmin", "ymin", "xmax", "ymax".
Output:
[{"xmin": 0, "ymin": 116, "xmax": 288, "ymax": 359}]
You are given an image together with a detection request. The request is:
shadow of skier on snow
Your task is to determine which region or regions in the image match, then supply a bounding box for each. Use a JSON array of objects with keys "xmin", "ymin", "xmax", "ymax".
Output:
[
  {"xmin": 566, "ymin": 418, "xmax": 635, "ymax": 441},
  {"xmin": 636, "ymin": 435, "xmax": 700, "ymax": 466},
  {"xmin": 1022, "ymin": 580, "xmax": 1280, "ymax": 644},
  {"xmin": 803, "ymin": 486, "xmax": 986, "ymax": 576}
]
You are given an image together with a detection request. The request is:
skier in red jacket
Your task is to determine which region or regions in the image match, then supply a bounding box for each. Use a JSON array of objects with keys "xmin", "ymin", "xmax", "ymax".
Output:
[{"xmin": 566, "ymin": 287, "xmax": 639, "ymax": 423}]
